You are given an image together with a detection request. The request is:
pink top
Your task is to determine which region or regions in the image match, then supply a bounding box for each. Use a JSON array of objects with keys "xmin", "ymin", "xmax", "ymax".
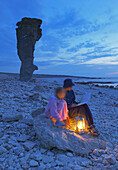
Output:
[{"xmin": 45, "ymin": 95, "xmax": 68, "ymax": 121}]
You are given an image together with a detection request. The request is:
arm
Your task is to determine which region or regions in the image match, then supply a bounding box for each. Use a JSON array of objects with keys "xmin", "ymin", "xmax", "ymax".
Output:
[
  {"xmin": 67, "ymin": 90, "xmax": 78, "ymax": 108},
  {"xmin": 72, "ymin": 90, "xmax": 78, "ymax": 104},
  {"xmin": 50, "ymin": 99, "xmax": 62, "ymax": 121}
]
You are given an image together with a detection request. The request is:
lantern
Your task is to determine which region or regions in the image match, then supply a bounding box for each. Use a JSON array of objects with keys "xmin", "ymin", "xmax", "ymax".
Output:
[{"xmin": 76, "ymin": 116, "xmax": 85, "ymax": 132}]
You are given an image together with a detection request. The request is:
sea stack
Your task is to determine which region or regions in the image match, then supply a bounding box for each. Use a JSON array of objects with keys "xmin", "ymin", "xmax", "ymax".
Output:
[{"xmin": 16, "ymin": 17, "xmax": 42, "ymax": 81}]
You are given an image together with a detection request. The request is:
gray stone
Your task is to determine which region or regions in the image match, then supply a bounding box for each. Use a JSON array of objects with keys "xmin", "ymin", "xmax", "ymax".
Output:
[
  {"xmin": 39, "ymin": 162, "xmax": 46, "ymax": 169},
  {"xmin": 92, "ymin": 149, "xmax": 100, "ymax": 156},
  {"xmin": 0, "ymin": 146, "xmax": 7, "ymax": 155},
  {"xmin": 115, "ymin": 153, "xmax": 118, "ymax": 161},
  {"xmin": 16, "ymin": 17, "xmax": 42, "ymax": 81},
  {"xmin": 2, "ymin": 112, "xmax": 23, "ymax": 122},
  {"xmin": 40, "ymin": 148, "xmax": 47, "ymax": 154},
  {"xmin": 33, "ymin": 114, "xmax": 106, "ymax": 155},
  {"xmin": 29, "ymin": 160, "xmax": 38, "ymax": 167},
  {"xmin": 42, "ymin": 155, "xmax": 54, "ymax": 164},
  {"xmin": 66, "ymin": 152, "xmax": 73, "ymax": 157},
  {"xmin": 20, "ymin": 157, "xmax": 29, "ymax": 169},
  {"xmin": 47, "ymin": 151, "xmax": 54, "ymax": 156},
  {"xmin": 32, "ymin": 151, "xmax": 42, "ymax": 162},
  {"xmin": 105, "ymin": 154, "xmax": 116, "ymax": 165},
  {"xmin": 99, "ymin": 149, "xmax": 105, "ymax": 155},
  {"xmin": 17, "ymin": 134, "xmax": 30, "ymax": 142},
  {"xmin": 22, "ymin": 141, "xmax": 36, "ymax": 151}
]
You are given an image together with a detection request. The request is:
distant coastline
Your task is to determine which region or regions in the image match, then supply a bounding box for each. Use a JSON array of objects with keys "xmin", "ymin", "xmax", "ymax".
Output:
[{"xmin": 0, "ymin": 72, "xmax": 118, "ymax": 89}]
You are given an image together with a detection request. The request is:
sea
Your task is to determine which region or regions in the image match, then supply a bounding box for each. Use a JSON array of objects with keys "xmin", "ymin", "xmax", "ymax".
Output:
[{"xmin": 76, "ymin": 77, "xmax": 118, "ymax": 88}]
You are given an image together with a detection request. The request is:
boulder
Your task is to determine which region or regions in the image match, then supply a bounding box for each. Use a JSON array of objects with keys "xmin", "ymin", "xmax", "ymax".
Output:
[{"xmin": 33, "ymin": 114, "xmax": 107, "ymax": 156}]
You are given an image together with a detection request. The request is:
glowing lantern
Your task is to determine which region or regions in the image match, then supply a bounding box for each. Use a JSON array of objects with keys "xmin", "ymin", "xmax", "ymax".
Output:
[{"xmin": 76, "ymin": 116, "xmax": 85, "ymax": 132}]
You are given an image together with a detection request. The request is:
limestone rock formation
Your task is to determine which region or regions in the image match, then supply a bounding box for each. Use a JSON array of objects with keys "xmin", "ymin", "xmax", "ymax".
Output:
[
  {"xmin": 16, "ymin": 17, "xmax": 42, "ymax": 81},
  {"xmin": 33, "ymin": 114, "xmax": 107, "ymax": 156}
]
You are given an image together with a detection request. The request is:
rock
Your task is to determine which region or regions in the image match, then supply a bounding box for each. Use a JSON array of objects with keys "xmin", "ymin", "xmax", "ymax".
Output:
[
  {"xmin": 17, "ymin": 134, "xmax": 30, "ymax": 142},
  {"xmin": 56, "ymin": 154, "xmax": 71, "ymax": 165},
  {"xmin": 92, "ymin": 149, "xmax": 100, "ymax": 156},
  {"xmin": 66, "ymin": 152, "xmax": 73, "ymax": 157},
  {"xmin": 33, "ymin": 114, "xmax": 106, "ymax": 155},
  {"xmin": 96, "ymin": 163, "xmax": 104, "ymax": 168},
  {"xmin": 40, "ymin": 148, "xmax": 47, "ymax": 154},
  {"xmin": 55, "ymin": 160, "xmax": 64, "ymax": 166},
  {"xmin": 39, "ymin": 162, "xmax": 46, "ymax": 169},
  {"xmin": 2, "ymin": 112, "xmax": 23, "ymax": 122},
  {"xmin": 114, "ymin": 145, "xmax": 118, "ymax": 153},
  {"xmin": 47, "ymin": 151, "xmax": 54, "ymax": 156},
  {"xmin": 42, "ymin": 155, "xmax": 54, "ymax": 164},
  {"xmin": 98, "ymin": 149, "xmax": 105, "ymax": 155},
  {"xmin": 94, "ymin": 157, "xmax": 103, "ymax": 163},
  {"xmin": 20, "ymin": 157, "xmax": 29, "ymax": 169},
  {"xmin": 33, "ymin": 151, "xmax": 42, "ymax": 162},
  {"xmin": 31, "ymin": 108, "xmax": 45, "ymax": 118},
  {"xmin": 17, "ymin": 123, "xmax": 29, "ymax": 129},
  {"xmin": 0, "ymin": 146, "xmax": 7, "ymax": 154},
  {"xmin": 115, "ymin": 153, "xmax": 118, "ymax": 161},
  {"xmin": 22, "ymin": 141, "xmax": 36, "ymax": 151},
  {"xmin": 105, "ymin": 154, "xmax": 116, "ymax": 165},
  {"xmin": 29, "ymin": 160, "xmax": 38, "ymax": 167},
  {"xmin": 16, "ymin": 17, "xmax": 42, "ymax": 81}
]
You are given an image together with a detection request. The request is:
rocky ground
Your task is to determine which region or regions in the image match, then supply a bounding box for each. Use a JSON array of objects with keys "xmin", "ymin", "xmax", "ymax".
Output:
[{"xmin": 0, "ymin": 73, "xmax": 118, "ymax": 170}]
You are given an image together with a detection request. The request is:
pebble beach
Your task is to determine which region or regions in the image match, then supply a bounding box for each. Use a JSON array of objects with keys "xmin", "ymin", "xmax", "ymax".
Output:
[{"xmin": 0, "ymin": 73, "xmax": 118, "ymax": 169}]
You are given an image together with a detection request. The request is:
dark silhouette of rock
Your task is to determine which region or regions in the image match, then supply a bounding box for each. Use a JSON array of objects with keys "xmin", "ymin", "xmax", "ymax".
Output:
[{"xmin": 16, "ymin": 17, "xmax": 42, "ymax": 81}]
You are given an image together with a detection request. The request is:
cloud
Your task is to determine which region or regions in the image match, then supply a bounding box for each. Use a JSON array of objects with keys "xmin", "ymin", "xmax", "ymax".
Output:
[
  {"xmin": 107, "ymin": 72, "xmax": 118, "ymax": 75},
  {"xmin": 81, "ymin": 56, "xmax": 118, "ymax": 65}
]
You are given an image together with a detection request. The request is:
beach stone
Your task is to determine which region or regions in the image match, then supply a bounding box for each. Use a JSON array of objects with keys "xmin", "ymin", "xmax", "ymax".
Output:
[
  {"xmin": 32, "ymin": 151, "xmax": 42, "ymax": 162},
  {"xmin": 16, "ymin": 17, "xmax": 42, "ymax": 81},
  {"xmin": 99, "ymin": 149, "xmax": 105, "ymax": 155},
  {"xmin": 2, "ymin": 112, "xmax": 23, "ymax": 122},
  {"xmin": 33, "ymin": 114, "xmax": 107, "ymax": 155},
  {"xmin": 115, "ymin": 153, "xmax": 118, "ymax": 160},
  {"xmin": 0, "ymin": 146, "xmax": 7, "ymax": 154},
  {"xmin": 22, "ymin": 141, "xmax": 36, "ymax": 151},
  {"xmin": 17, "ymin": 134, "xmax": 30, "ymax": 142},
  {"xmin": 47, "ymin": 151, "xmax": 54, "ymax": 156},
  {"xmin": 42, "ymin": 155, "xmax": 54, "ymax": 164},
  {"xmin": 20, "ymin": 157, "xmax": 29, "ymax": 169},
  {"xmin": 66, "ymin": 152, "xmax": 73, "ymax": 157},
  {"xmin": 39, "ymin": 162, "xmax": 46, "ymax": 169},
  {"xmin": 92, "ymin": 149, "xmax": 100, "ymax": 156},
  {"xmin": 105, "ymin": 154, "xmax": 116, "ymax": 165},
  {"xmin": 29, "ymin": 160, "xmax": 38, "ymax": 167}
]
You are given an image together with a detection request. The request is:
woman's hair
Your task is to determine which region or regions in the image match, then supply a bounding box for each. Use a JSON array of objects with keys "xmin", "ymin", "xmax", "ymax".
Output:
[{"xmin": 55, "ymin": 87, "xmax": 66, "ymax": 95}]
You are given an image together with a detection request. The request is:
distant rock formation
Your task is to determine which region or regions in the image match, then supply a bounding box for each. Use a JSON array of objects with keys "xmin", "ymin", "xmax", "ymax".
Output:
[{"xmin": 16, "ymin": 17, "xmax": 42, "ymax": 81}]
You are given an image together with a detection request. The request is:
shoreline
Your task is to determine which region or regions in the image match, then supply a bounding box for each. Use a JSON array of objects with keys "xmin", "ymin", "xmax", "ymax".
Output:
[{"xmin": 0, "ymin": 72, "xmax": 117, "ymax": 89}]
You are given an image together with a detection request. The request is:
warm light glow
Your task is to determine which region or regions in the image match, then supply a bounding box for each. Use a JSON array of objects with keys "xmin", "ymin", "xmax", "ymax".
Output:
[{"xmin": 76, "ymin": 117, "xmax": 85, "ymax": 131}]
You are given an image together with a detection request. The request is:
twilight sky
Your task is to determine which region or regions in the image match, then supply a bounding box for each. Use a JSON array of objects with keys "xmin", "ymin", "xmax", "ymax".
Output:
[{"xmin": 0, "ymin": 0, "xmax": 118, "ymax": 77}]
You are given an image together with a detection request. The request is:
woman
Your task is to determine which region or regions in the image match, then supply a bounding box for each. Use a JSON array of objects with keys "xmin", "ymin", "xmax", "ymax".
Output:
[
  {"xmin": 63, "ymin": 79, "xmax": 99, "ymax": 136},
  {"xmin": 45, "ymin": 87, "xmax": 69, "ymax": 126}
]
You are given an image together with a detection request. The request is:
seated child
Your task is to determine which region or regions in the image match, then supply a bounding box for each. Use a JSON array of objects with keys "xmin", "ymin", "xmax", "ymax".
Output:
[{"xmin": 45, "ymin": 87, "xmax": 69, "ymax": 126}]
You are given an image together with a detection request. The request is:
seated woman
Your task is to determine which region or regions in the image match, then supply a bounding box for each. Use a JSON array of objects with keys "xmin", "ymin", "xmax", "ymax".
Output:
[
  {"xmin": 63, "ymin": 79, "xmax": 99, "ymax": 136},
  {"xmin": 45, "ymin": 87, "xmax": 69, "ymax": 126}
]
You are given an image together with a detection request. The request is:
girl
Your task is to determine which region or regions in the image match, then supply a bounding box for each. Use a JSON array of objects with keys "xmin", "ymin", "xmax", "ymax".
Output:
[{"xmin": 45, "ymin": 87, "xmax": 69, "ymax": 126}]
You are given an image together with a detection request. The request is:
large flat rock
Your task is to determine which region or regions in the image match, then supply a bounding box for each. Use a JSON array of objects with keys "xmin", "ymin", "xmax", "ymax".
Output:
[{"xmin": 33, "ymin": 114, "xmax": 107, "ymax": 156}]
